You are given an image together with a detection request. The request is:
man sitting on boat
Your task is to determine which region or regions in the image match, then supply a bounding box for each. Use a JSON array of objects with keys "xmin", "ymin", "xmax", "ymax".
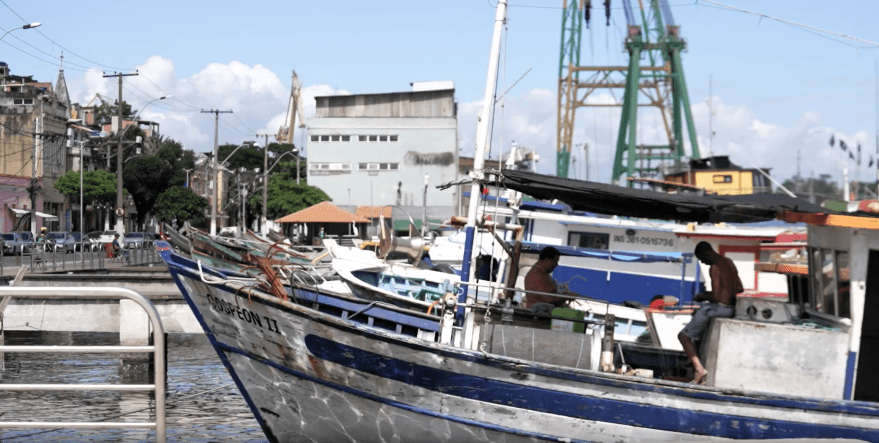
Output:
[
  {"xmin": 523, "ymin": 246, "xmax": 578, "ymax": 313},
  {"xmin": 678, "ymin": 241, "xmax": 744, "ymax": 385}
]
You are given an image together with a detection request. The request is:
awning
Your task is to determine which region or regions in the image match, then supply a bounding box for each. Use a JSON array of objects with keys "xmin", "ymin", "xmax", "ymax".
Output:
[
  {"xmin": 9, "ymin": 208, "xmax": 59, "ymax": 220},
  {"xmin": 494, "ymin": 170, "xmax": 838, "ymax": 224}
]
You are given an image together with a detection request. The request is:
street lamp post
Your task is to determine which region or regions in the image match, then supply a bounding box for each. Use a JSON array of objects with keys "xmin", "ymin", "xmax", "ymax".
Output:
[
  {"xmin": 115, "ymin": 95, "xmax": 169, "ymax": 238},
  {"xmin": 261, "ymin": 149, "xmax": 298, "ymax": 234},
  {"xmin": 211, "ymin": 141, "xmax": 254, "ymax": 236},
  {"xmin": 75, "ymin": 140, "xmax": 86, "ymax": 258},
  {"xmin": 0, "ymin": 22, "xmax": 41, "ymax": 45}
]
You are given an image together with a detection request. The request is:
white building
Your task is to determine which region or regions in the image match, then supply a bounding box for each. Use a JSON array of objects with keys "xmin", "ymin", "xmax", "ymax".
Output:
[{"xmin": 307, "ymin": 83, "xmax": 459, "ymax": 227}]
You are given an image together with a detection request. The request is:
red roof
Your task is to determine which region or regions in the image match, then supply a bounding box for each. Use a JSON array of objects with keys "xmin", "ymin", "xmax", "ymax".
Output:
[
  {"xmin": 355, "ymin": 205, "xmax": 392, "ymax": 219},
  {"xmin": 275, "ymin": 201, "xmax": 369, "ymax": 223}
]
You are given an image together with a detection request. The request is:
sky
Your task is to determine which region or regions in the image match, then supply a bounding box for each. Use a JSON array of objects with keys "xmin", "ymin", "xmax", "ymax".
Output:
[{"xmin": 3, "ymin": 0, "xmax": 879, "ymax": 188}]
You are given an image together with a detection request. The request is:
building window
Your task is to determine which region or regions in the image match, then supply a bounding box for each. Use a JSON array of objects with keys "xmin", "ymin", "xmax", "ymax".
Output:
[
  {"xmin": 358, "ymin": 163, "xmax": 398, "ymax": 171},
  {"xmin": 13, "ymin": 98, "xmax": 33, "ymax": 105},
  {"xmin": 311, "ymin": 135, "xmax": 319, "ymax": 142},
  {"xmin": 341, "ymin": 135, "xmax": 350, "ymax": 142},
  {"xmin": 310, "ymin": 162, "xmax": 353, "ymax": 175}
]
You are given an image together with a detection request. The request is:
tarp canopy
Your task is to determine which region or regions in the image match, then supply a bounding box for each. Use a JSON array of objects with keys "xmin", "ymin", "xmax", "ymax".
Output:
[
  {"xmin": 494, "ymin": 170, "xmax": 839, "ymax": 224},
  {"xmin": 275, "ymin": 201, "xmax": 369, "ymax": 224},
  {"xmin": 9, "ymin": 208, "xmax": 58, "ymax": 220}
]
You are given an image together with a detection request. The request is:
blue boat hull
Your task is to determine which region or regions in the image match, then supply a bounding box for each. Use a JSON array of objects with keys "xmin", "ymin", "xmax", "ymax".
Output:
[{"xmin": 157, "ymin": 243, "xmax": 879, "ymax": 442}]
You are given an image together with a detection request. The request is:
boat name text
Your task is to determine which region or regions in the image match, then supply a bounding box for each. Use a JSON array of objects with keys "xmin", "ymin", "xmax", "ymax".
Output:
[{"xmin": 206, "ymin": 293, "xmax": 282, "ymax": 335}]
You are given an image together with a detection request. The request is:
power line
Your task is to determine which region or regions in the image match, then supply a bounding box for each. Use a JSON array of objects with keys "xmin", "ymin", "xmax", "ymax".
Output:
[
  {"xmin": 696, "ymin": 0, "xmax": 879, "ymax": 48},
  {"xmin": 0, "ymin": 0, "xmax": 133, "ymax": 71}
]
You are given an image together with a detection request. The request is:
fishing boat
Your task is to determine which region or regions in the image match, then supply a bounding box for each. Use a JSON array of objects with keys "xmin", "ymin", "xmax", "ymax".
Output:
[
  {"xmin": 157, "ymin": 2, "xmax": 879, "ymax": 440},
  {"xmin": 157, "ymin": 193, "xmax": 879, "ymax": 441}
]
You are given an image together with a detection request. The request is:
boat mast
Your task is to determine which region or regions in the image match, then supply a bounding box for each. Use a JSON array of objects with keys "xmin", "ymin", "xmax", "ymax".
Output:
[{"xmin": 458, "ymin": 0, "xmax": 508, "ymax": 322}]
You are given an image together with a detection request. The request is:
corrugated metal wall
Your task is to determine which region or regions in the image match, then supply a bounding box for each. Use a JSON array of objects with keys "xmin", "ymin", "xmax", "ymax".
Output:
[{"xmin": 316, "ymin": 89, "xmax": 455, "ymax": 118}]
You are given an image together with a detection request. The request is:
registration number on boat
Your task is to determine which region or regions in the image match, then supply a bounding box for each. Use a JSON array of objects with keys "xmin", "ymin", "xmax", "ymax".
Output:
[{"xmin": 612, "ymin": 234, "xmax": 674, "ymax": 247}]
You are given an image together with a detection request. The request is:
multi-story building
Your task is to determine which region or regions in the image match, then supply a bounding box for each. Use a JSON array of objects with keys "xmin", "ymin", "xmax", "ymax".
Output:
[
  {"xmin": 307, "ymin": 82, "xmax": 459, "ymax": 234},
  {"xmin": 0, "ymin": 62, "xmax": 70, "ymax": 233}
]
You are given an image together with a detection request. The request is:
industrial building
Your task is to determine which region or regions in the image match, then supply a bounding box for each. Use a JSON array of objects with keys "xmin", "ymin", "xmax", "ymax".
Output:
[{"xmin": 307, "ymin": 82, "xmax": 459, "ymax": 235}]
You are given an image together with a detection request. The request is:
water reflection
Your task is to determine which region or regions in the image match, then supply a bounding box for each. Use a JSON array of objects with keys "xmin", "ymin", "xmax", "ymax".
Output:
[{"xmin": 0, "ymin": 331, "xmax": 267, "ymax": 442}]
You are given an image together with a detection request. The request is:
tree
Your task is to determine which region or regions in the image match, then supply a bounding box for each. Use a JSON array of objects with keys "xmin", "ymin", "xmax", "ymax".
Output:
[
  {"xmin": 54, "ymin": 169, "xmax": 117, "ymax": 206},
  {"xmin": 779, "ymin": 173, "xmax": 841, "ymax": 203},
  {"xmin": 247, "ymin": 171, "xmax": 330, "ymax": 222},
  {"xmin": 93, "ymin": 99, "xmax": 134, "ymax": 126},
  {"xmin": 217, "ymin": 143, "xmax": 264, "ymax": 172},
  {"xmin": 123, "ymin": 138, "xmax": 194, "ymax": 227},
  {"xmin": 153, "ymin": 186, "xmax": 208, "ymax": 227}
]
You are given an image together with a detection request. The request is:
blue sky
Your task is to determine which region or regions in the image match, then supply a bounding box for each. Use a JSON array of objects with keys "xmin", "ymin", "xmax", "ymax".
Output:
[{"xmin": 4, "ymin": 0, "xmax": 879, "ymax": 187}]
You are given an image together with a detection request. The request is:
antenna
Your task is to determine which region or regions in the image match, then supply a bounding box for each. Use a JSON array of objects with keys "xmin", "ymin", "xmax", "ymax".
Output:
[{"xmin": 708, "ymin": 74, "xmax": 714, "ymax": 158}]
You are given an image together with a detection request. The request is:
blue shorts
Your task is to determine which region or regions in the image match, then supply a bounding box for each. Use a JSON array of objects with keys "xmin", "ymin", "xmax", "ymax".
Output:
[{"xmin": 680, "ymin": 303, "xmax": 735, "ymax": 341}]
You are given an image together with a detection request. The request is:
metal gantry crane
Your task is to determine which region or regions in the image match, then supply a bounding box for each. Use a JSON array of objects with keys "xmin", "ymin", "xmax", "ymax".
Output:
[{"xmin": 557, "ymin": 0, "xmax": 701, "ymax": 185}]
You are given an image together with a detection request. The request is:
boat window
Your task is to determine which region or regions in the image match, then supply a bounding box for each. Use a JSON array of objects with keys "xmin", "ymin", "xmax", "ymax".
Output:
[
  {"xmin": 359, "ymin": 135, "xmax": 367, "ymax": 142},
  {"xmin": 568, "ymin": 231, "xmax": 610, "ymax": 249},
  {"xmin": 320, "ymin": 135, "xmax": 329, "ymax": 142},
  {"xmin": 310, "ymin": 135, "xmax": 318, "ymax": 142},
  {"xmin": 713, "ymin": 175, "xmax": 732, "ymax": 183},
  {"xmin": 341, "ymin": 135, "xmax": 350, "ymax": 142},
  {"xmin": 809, "ymin": 247, "xmax": 851, "ymax": 319},
  {"xmin": 331, "ymin": 135, "xmax": 340, "ymax": 142},
  {"xmin": 836, "ymin": 250, "xmax": 851, "ymax": 318}
]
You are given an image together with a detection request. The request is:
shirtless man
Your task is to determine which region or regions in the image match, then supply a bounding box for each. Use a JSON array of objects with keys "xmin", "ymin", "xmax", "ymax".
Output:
[
  {"xmin": 678, "ymin": 241, "xmax": 744, "ymax": 384},
  {"xmin": 523, "ymin": 246, "xmax": 569, "ymax": 311}
]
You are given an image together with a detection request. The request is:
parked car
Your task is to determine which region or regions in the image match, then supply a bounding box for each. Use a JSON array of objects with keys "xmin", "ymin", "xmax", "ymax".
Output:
[
  {"xmin": 46, "ymin": 231, "xmax": 76, "ymax": 253},
  {"xmin": 16, "ymin": 231, "xmax": 34, "ymax": 251},
  {"xmin": 2, "ymin": 232, "xmax": 29, "ymax": 254},
  {"xmin": 86, "ymin": 231, "xmax": 106, "ymax": 251},
  {"xmin": 124, "ymin": 232, "xmax": 146, "ymax": 249},
  {"xmin": 70, "ymin": 232, "xmax": 94, "ymax": 252},
  {"xmin": 99, "ymin": 230, "xmax": 117, "ymax": 244}
]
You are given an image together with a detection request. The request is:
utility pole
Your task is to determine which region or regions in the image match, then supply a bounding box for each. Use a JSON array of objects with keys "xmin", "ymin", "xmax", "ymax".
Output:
[
  {"xmin": 202, "ymin": 109, "xmax": 233, "ymax": 235},
  {"xmin": 257, "ymin": 133, "xmax": 271, "ymax": 234},
  {"xmin": 104, "ymin": 71, "xmax": 138, "ymax": 238}
]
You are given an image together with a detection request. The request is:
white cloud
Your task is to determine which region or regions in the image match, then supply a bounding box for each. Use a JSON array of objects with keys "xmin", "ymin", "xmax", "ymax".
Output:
[
  {"xmin": 67, "ymin": 58, "xmax": 356, "ymax": 155},
  {"xmin": 456, "ymin": 88, "xmax": 871, "ymax": 186},
  {"xmin": 68, "ymin": 59, "xmax": 871, "ymax": 188}
]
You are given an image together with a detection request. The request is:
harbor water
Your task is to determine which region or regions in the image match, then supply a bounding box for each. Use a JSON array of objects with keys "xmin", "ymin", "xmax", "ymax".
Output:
[{"xmin": 0, "ymin": 331, "xmax": 268, "ymax": 442}]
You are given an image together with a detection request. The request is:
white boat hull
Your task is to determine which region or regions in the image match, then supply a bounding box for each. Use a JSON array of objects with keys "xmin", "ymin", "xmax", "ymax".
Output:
[{"xmin": 162, "ymin": 249, "xmax": 879, "ymax": 443}]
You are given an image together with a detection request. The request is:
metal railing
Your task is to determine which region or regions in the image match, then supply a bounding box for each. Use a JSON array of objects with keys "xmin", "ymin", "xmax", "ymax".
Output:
[
  {"xmin": 0, "ymin": 241, "xmax": 165, "ymax": 275},
  {"xmin": 0, "ymin": 287, "xmax": 166, "ymax": 442}
]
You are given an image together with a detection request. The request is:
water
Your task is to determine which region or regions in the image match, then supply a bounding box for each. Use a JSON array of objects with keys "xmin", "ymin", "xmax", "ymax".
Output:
[{"xmin": 0, "ymin": 331, "xmax": 268, "ymax": 442}]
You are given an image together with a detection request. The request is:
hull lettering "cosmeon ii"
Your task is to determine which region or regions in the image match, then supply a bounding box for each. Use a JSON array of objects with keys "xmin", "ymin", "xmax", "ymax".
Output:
[{"xmin": 206, "ymin": 293, "xmax": 282, "ymax": 334}]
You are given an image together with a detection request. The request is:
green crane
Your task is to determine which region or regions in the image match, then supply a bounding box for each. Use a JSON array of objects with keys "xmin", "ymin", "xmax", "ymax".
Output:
[{"xmin": 556, "ymin": 0, "xmax": 701, "ymax": 184}]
